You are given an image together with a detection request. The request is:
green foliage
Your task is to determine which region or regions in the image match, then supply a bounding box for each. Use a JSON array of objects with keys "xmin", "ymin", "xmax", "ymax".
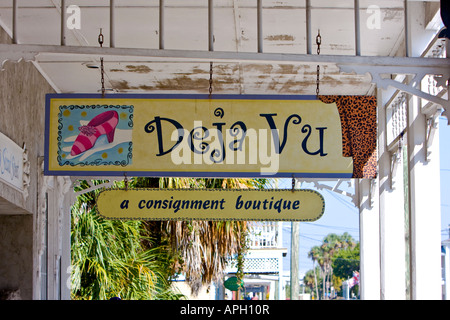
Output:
[
  {"xmin": 71, "ymin": 180, "xmax": 182, "ymax": 300},
  {"xmin": 303, "ymin": 266, "xmax": 322, "ymax": 299},
  {"xmin": 332, "ymin": 243, "xmax": 360, "ymax": 297},
  {"xmin": 71, "ymin": 177, "xmax": 264, "ymax": 299},
  {"xmin": 332, "ymin": 242, "xmax": 360, "ymax": 279},
  {"xmin": 305, "ymin": 232, "xmax": 359, "ymax": 299}
]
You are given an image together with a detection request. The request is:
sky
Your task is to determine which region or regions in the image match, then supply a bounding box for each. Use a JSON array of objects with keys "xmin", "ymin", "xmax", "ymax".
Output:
[
  {"xmin": 278, "ymin": 179, "xmax": 359, "ymax": 278},
  {"xmin": 277, "ymin": 115, "xmax": 450, "ymax": 278}
]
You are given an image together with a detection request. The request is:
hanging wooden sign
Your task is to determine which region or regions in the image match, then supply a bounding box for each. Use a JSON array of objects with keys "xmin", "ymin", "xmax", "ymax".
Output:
[
  {"xmin": 44, "ymin": 93, "xmax": 376, "ymax": 179},
  {"xmin": 96, "ymin": 189, "xmax": 325, "ymax": 221},
  {"xmin": 0, "ymin": 131, "xmax": 25, "ymax": 191}
]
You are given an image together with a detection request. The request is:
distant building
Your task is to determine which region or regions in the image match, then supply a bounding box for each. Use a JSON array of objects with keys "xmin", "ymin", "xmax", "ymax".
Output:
[
  {"xmin": 442, "ymin": 230, "xmax": 450, "ymax": 300},
  {"xmin": 221, "ymin": 221, "xmax": 287, "ymax": 300}
]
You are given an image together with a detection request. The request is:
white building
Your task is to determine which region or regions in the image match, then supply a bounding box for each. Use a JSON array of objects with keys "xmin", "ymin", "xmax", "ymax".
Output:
[{"xmin": 223, "ymin": 221, "xmax": 287, "ymax": 300}]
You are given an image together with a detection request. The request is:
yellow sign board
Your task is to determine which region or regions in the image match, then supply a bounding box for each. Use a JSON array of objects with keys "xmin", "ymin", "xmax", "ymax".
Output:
[
  {"xmin": 96, "ymin": 189, "xmax": 325, "ymax": 221},
  {"xmin": 45, "ymin": 94, "xmax": 356, "ymax": 178}
]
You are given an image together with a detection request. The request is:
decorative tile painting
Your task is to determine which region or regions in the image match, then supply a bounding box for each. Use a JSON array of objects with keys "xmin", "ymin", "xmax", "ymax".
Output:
[{"xmin": 57, "ymin": 105, "xmax": 133, "ymax": 167}]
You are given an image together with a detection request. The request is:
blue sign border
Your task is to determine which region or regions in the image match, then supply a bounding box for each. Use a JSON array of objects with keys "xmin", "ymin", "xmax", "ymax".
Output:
[{"xmin": 44, "ymin": 93, "xmax": 352, "ymax": 178}]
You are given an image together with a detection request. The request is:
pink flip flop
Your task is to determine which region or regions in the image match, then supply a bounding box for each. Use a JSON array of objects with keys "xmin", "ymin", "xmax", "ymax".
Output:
[{"xmin": 70, "ymin": 110, "xmax": 119, "ymax": 156}]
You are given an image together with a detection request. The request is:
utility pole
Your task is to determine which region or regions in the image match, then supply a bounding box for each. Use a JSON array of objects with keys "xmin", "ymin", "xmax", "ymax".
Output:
[{"xmin": 290, "ymin": 178, "xmax": 300, "ymax": 300}]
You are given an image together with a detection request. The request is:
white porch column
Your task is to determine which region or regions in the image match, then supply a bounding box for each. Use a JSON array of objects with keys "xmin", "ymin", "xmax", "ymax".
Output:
[
  {"xmin": 46, "ymin": 176, "xmax": 72, "ymax": 300},
  {"xmin": 278, "ymin": 222, "xmax": 285, "ymax": 300},
  {"xmin": 358, "ymin": 178, "xmax": 380, "ymax": 300},
  {"xmin": 60, "ymin": 177, "xmax": 74, "ymax": 300},
  {"xmin": 378, "ymin": 88, "xmax": 407, "ymax": 299},
  {"xmin": 444, "ymin": 241, "xmax": 450, "ymax": 300},
  {"xmin": 407, "ymin": 94, "xmax": 442, "ymax": 300},
  {"xmin": 35, "ymin": 159, "xmax": 73, "ymax": 300}
]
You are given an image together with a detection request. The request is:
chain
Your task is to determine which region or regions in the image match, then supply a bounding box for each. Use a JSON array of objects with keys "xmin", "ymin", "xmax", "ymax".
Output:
[
  {"xmin": 209, "ymin": 62, "xmax": 213, "ymax": 98},
  {"xmin": 100, "ymin": 58, "xmax": 105, "ymax": 97},
  {"xmin": 316, "ymin": 30, "xmax": 321, "ymax": 97},
  {"xmin": 98, "ymin": 28, "xmax": 105, "ymax": 98},
  {"xmin": 316, "ymin": 65, "xmax": 320, "ymax": 96},
  {"xmin": 292, "ymin": 176, "xmax": 295, "ymax": 192}
]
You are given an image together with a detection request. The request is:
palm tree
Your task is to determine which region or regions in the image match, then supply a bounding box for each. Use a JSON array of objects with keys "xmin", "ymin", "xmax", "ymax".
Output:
[
  {"xmin": 321, "ymin": 234, "xmax": 341, "ymax": 299},
  {"xmin": 303, "ymin": 267, "xmax": 321, "ymax": 299},
  {"xmin": 132, "ymin": 177, "xmax": 267, "ymax": 296},
  {"xmin": 307, "ymin": 233, "xmax": 357, "ymax": 299},
  {"xmin": 72, "ymin": 177, "xmax": 268, "ymax": 298},
  {"xmin": 71, "ymin": 180, "xmax": 181, "ymax": 300},
  {"xmin": 307, "ymin": 246, "xmax": 321, "ymax": 299}
]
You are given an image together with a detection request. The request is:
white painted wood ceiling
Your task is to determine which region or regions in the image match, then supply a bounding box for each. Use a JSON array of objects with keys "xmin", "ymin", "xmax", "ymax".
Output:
[{"xmin": 0, "ymin": 0, "xmax": 442, "ymax": 95}]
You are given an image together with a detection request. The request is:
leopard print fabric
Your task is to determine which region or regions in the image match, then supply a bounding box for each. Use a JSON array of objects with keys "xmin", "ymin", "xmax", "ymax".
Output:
[{"xmin": 319, "ymin": 95, "xmax": 377, "ymax": 179}]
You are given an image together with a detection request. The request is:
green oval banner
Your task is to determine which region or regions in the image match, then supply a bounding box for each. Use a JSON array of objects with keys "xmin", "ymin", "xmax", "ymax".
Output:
[{"xmin": 96, "ymin": 188, "xmax": 325, "ymax": 221}]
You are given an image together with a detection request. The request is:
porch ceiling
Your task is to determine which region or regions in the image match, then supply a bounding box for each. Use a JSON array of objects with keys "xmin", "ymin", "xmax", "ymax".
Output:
[{"xmin": 0, "ymin": 0, "xmax": 442, "ymax": 95}]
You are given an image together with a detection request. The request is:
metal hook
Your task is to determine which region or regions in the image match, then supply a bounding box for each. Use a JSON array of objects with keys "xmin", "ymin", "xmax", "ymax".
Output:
[
  {"xmin": 98, "ymin": 28, "xmax": 104, "ymax": 47},
  {"xmin": 316, "ymin": 29, "xmax": 322, "ymax": 50},
  {"xmin": 209, "ymin": 62, "xmax": 213, "ymax": 98}
]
